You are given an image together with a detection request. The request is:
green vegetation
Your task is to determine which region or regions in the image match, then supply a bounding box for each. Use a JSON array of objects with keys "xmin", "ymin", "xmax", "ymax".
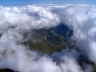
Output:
[{"xmin": 22, "ymin": 28, "xmax": 76, "ymax": 54}]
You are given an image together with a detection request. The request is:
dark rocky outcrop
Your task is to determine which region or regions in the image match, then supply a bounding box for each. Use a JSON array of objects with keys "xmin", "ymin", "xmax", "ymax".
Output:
[{"xmin": 0, "ymin": 69, "xmax": 17, "ymax": 72}]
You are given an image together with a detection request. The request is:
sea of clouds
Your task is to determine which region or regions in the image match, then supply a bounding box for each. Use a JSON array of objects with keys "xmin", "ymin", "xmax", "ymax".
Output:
[{"xmin": 0, "ymin": 4, "xmax": 96, "ymax": 72}]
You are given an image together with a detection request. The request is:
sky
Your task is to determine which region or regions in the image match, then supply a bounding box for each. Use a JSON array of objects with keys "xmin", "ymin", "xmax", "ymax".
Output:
[{"xmin": 0, "ymin": 0, "xmax": 95, "ymax": 6}]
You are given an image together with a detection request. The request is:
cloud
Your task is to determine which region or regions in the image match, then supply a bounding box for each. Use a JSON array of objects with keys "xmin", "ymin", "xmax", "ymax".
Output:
[{"xmin": 0, "ymin": 4, "xmax": 95, "ymax": 72}]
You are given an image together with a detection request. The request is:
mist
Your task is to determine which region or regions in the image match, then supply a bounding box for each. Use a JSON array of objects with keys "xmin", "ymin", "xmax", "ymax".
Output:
[{"xmin": 0, "ymin": 4, "xmax": 95, "ymax": 72}]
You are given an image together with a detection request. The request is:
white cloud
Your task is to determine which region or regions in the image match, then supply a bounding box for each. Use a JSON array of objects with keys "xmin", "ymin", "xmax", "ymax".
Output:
[{"xmin": 0, "ymin": 4, "xmax": 96, "ymax": 72}]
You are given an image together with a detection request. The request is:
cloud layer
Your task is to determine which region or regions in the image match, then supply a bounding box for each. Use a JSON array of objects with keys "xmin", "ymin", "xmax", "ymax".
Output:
[{"xmin": 0, "ymin": 4, "xmax": 95, "ymax": 72}]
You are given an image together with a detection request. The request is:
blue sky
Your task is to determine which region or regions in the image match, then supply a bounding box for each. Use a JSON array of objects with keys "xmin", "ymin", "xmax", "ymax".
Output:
[{"xmin": 0, "ymin": 0, "xmax": 95, "ymax": 6}]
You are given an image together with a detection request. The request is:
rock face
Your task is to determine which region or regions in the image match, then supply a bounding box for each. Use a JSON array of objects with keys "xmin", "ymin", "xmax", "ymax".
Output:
[
  {"xmin": 22, "ymin": 23, "xmax": 74, "ymax": 54},
  {"xmin": 0, "ymin": 69, "xmax": 16, "ymax": 72}
]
